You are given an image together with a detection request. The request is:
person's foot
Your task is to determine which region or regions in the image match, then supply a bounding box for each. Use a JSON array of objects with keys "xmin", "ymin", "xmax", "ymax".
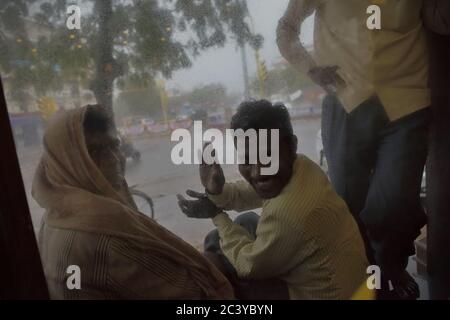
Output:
[{"xmin": 389, "ymin": 270, "xmax": 420, "ymax": 300}]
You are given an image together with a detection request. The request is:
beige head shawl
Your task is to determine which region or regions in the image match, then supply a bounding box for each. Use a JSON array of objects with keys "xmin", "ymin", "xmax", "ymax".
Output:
[{"xmin": 32, "ymin": 106, "xmax": 234, "ymax": 299}]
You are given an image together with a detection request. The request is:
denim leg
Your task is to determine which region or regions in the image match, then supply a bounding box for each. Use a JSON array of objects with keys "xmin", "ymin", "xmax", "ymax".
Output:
[
  {"xmin": 321, "ymin": 95, "xmax": 386, "ymax": 263},
  {"xmin": 204, "ymin": 229, "xmax": 222, "ymax": 254},
  {"xmin": 233, "ymin": 212, "xmax": 260, "ymax": 239},
  {"xmin": 204, "ymin": 212, "xmax": 260, "ymax": 275},
  {"xmin": 321, "ymin": 95, "xmax": 384, "ymax": 216},
  {"xmin": 361, "ymin": 108, "xmax": 430, "ymax": 277},
  {"xmin": 322, "ymin": 94, "xmax": 430, "ymax": 276}
]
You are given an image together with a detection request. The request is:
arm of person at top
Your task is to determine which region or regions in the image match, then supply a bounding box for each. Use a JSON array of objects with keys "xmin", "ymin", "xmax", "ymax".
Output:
[{"xmin": 276, "ymin": 0, "xmax": 345, "ymax": 93}]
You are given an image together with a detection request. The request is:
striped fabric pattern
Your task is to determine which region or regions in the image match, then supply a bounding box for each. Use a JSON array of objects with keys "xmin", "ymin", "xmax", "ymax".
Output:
[
  {"xmin": 38, "ymin": 224, "xmax": 204, "ymax": 299},
  {"xmin": 210, "ymin": 155, "xmax": 369, "ymax": 299}
]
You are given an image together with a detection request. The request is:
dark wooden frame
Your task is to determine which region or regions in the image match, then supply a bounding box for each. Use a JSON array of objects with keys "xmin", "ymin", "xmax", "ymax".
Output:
[
  {"xmin": 426, "ymin": 32, "xmax": 450, "ymax": 299},
  {"xmin": 0, "ymin": 78, "xmax": 49, "ymax": 299}
]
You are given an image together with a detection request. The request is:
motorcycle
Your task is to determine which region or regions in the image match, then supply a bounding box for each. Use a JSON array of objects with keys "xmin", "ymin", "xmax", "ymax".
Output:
[
  {"xmin": 130, "ymin": 187, "xmax": 155, "ymax": 220},
  {"xmin": 119, "ymin": 134, "xmax": 141, "ymax": 162}
]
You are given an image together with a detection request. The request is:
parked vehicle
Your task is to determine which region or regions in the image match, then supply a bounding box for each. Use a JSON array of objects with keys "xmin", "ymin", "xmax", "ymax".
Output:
[{"xmin": 119, "ymin": 134, "xmax": 141, "ymax": 161}]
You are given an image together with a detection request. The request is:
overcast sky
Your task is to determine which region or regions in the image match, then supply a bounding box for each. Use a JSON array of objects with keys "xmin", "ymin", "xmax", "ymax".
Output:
[{"xmin": 167, "ymin": 0, "xmax": 314, "ymax": 95}]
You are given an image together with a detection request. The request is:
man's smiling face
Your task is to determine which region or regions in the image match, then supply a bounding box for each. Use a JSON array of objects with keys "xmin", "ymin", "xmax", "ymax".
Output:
[
  {"xmin": 238, "ymin": 134, "xmax": 297, "ymax": 199},
  {"xmin": 230, "ymin": 100, "xmax": 298, "ymax": 199}
]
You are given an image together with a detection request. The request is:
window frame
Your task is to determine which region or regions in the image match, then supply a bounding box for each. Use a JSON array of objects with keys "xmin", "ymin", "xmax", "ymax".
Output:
[{"xmin": 0, "ymin": 77, "xmax": 49, "ymax": 299}]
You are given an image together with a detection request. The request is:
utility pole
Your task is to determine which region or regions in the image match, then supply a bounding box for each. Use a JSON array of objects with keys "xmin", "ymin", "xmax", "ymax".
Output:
[
  {"xmin": 255, "ymin": 50, "xmax": 268, "ymax": 98},
  {"xmin": 157, "ymin": 78, "xmax": 169, "ymax": 125},
  {"xmin": 247, "ymin": 11, "xmax": 267, "ymax": 99},
  {"xmin": 240, "ymin": 41, "xmax": 250, "ymax": 99}
]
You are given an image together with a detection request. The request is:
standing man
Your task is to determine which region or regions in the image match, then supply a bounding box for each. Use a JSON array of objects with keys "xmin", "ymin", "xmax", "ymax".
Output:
[{"xmin": 277, "ymin": 0, "xmax": 432, "ymax": 299}]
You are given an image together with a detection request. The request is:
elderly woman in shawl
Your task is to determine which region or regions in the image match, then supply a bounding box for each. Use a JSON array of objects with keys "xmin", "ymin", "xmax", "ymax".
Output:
[{"xmin": 33, "ymin": 104, "xmax": 234, "ymax": 299}]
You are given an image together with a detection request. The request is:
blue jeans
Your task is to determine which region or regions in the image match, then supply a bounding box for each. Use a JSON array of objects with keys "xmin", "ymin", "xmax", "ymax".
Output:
[
  {"xmin": 321, "ymin": 94, "xmax": 430, "ymax": 277},
  {"xmin": 204, "ymin": 212, "xmax": 259, "ymax": 276}
]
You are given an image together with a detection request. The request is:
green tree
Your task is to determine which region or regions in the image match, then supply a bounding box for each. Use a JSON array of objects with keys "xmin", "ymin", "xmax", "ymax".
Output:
[
  {"xmin": 169, "ymin": 82, "xmax": 237, "ymax": 115},
  {"xmin": 251, "ymin": 63, "xmax": 313, "ymax": 98},
  {"xmin": 0, "ymin": 1, "xmax": 63, "ymax": 111},
  {"xmin": 188, "ymin": 83, "xmax": 228, "ymax": 108},
  {"xmin": 1, "ymin": 0, "xmax": 263, "ymax": 113},
  {"xmin": 114, "ymin": 74, "xmax": 161, "ymax": 119}
]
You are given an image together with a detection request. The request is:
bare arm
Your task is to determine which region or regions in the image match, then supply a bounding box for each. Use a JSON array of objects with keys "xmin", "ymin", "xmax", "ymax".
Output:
[
  {"xmin": 276, "ymin": 0, "xmax": 319, "ymax": 75},
  {"xmin": 277, "ymin": 0, "xmax": 343, "ymax": 93}
]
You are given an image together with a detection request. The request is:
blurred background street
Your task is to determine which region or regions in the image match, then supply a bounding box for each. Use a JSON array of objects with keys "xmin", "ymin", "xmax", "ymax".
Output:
[{"xmin": 18, "ymin": 117, "xmax": 321, "ymax": 248}]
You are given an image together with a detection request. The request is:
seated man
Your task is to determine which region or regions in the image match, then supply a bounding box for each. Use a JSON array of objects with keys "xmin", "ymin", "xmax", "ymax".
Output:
[
  {"xmin": 178, "ymin": 100, "xmax": 370, "ymax": 299},
  {"xmin": 33, "ymin": 104, "xmax": 233, "ymax": 299}
]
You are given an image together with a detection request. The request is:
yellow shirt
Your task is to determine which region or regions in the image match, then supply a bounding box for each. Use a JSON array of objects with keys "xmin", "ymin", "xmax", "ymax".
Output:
[
  {"xmin": 209, "ymin": 155, "xmax": 369, "ymax": 299},
  {"xmin": 351, "ymin": 281, "xmax": 376, "ymax": 300},
  {"xmin": 277, "ymin": 0, "xmax": 430, "ymax": 121}
]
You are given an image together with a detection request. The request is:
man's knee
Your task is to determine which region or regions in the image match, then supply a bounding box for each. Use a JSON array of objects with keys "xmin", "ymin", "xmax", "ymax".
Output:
[
  {"xmin": 234, "ymin": 212, "xmax": 260, "ymax": 236},
  {"xmin": 204, "ymin": 212, "xmax": 260, "ymax": 252},
  {"xmin": 362, "ymin": 194, "xmax": 426, "ymax": 235},
  {"xmin": 204, "ymin": 229, "xmax": 220, "ymax": 253}
]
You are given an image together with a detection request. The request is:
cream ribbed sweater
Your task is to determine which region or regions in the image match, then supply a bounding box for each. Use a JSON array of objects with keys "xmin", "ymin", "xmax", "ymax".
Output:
[{"xmin": 210, "ymin": 155, "xmax": 369, "ymax": 299}]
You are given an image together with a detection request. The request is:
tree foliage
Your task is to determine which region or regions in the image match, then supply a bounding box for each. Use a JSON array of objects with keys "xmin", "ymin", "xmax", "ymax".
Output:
[
  {"xmin": 251, "ymin": 62, "xmax": 313, "ymax": 98},
  {"xmin": 187, "ymin": 83, "xmax": 228, "ymax": 107},
  {"xmin": 114, "ymin": 74, "xmax": 161, "ymax": 119},
  {"xmin": 0, "ymin": 0, "xmax": 263, "ymax": 111}
]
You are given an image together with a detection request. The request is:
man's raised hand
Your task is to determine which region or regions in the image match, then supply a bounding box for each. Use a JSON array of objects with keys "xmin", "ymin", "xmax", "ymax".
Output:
[
  {"xmin": 199, "ymin": 144, "xmax": 225, "ymax": 195},
  {"xmin": 308, "ymin": 65, "xmax": 346, "ymax": 94}
]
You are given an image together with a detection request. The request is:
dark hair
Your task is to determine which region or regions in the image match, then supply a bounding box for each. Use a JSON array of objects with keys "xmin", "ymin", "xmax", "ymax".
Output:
[
  {"xmin": 83, "ymin": 104, "xmax": 113, "ymax": 135},
  {"xmin": 230, "ymin": 100, "xmax": 294, "ymax": 138}
]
